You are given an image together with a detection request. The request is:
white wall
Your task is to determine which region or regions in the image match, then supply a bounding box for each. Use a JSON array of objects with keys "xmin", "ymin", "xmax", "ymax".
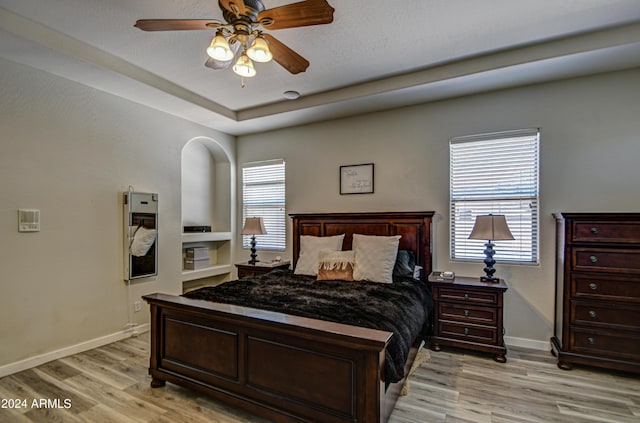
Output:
[
  {"xmin": 236, "ymin": 68, "xmax": 640, "ymax": 348},
  {"xmin": 0, "ymin": 58, "xmax": 235, "ymax": 370},
  {"xmin": 182, "ymin": 140, "xmax": 217, "ymax": 227}
]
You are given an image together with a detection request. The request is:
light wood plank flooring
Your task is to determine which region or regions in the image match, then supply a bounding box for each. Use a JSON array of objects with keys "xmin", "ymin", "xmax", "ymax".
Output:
[{"xmin": 0, "ymin": 332, "xmax": 638, "ymax": 422}]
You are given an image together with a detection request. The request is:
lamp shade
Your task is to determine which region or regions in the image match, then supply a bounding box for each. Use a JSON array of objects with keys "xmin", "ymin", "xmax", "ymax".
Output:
[
  {"xmin": 247, "ymin": 36, "xmax": 272, "ymax": 63},
  {"xmin": 468, "ymin": 215, "xmax": 514, "ymax": 241},
  {"xmin": 233, "ymin": 53, "xmax": 256, "ymax": 77},
  {"xmin": 241, "ymin": 217, "xmax": 267, "ymax": 235},
  {"xmin": 207, "ymin": 31, "xmax": 234, "ymax": 61}
]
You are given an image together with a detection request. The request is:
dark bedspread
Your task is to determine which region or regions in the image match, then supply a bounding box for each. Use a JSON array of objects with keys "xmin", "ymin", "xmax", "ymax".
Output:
[{"xmin": 184, "ymin": 269, "xmax": 433, "ymax": 383}]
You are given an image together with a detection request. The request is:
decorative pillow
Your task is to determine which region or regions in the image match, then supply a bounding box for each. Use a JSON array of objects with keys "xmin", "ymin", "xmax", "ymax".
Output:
[
  {"xmin": 294, "ymin": 234, "xmax": 345, "ymax": 276},
  {"xmin": 130, "ymin": 226, "xmax": 156, "ymax": 257},
  {"xmin": 393, "ymin": 249, "xmax": 416, "ymax": 279},
  {"xmin": 317, "ymin": 249, "xmax": 355, "ymax": 281},
  {"xmin": 352, "ymin": 234, "xmax": 401, "ymax": 283}
]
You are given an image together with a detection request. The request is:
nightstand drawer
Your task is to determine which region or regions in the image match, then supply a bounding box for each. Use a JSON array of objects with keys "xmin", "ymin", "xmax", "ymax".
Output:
[
  {"xmin": 573, "ymin": 248, "xmax": 640, "ymax": 274},
  {"xmin": 573, "ymin": 221, "xmax": 640, "ymax": 244},
  {"xmin": 438, "ymin": 288, "xmax": 498, "ymax": 306},
  {"xmin": 571, "ymin": 301, "xmax": 640, "ymax": 331},
  {"xmin": 438, "ymin": 321, "xmax": 498, "ymax": 344},
  {"xmin": 438, "ymin": 303, "xmax": 498, "ymax": 326}
]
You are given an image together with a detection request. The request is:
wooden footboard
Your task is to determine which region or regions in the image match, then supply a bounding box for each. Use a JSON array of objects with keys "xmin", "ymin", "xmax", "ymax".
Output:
[{"xmin": 144, "ymin": 293, "xmax": 404, "ymax": 423}]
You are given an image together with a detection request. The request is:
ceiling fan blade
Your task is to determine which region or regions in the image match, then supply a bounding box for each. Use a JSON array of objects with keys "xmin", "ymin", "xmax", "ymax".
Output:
[
  {"xmin": 134, "ymin": 19, "xmax": 223, "ymax": 31},
  {"xmin": 218, "ymin": 0, "xmax": 247, "ymax": 16},
  {"xmin": 263, "ymin": 34, "xmax": 309, "ymax": 74},
  {"xmin": 204, "ymin": 42, "xmax": 240, "ymax": 70},
  {"xmin": 258, "ymin": 0, "xmax": 334, "ymax": 30}
]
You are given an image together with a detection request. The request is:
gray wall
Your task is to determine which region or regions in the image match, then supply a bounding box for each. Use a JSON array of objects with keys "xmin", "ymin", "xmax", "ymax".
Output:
[
  {"xmin": 236, "ymin": 68, "xmax": 640, "ymax": 348},
  {"xmin": 0, "ymin": 58, "xmax": 234, "ymax": 370}
]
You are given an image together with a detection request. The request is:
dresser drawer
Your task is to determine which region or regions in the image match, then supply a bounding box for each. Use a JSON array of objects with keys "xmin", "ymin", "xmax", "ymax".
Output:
[
  {"xmin": 572, "ymin": 274, "xmax": 640, "ymax": 303},
  {"xmin": 573, "ymin": 248, "xmax": 640, "ymax": 274},
  {"xmin": 438, "ymin": 303, "xmax": 498, "ymax": 326},
  {"xmin": 570, "ymin": 328, "xmax": 640, "ymax": 360},
  {"xmin": 437, "ymin": 288, "xmax": 498, "ymax": 306},
  {"xmin": 573, "ymin": 221, "xmax": 640, "ymax": 244},
  {"xmin": 437, "ymin": 321, "xmax": 498, "ymax": 344},
  {"xmin": 571, "ymin": 301, "xmax": 640, "ymax": 332}
]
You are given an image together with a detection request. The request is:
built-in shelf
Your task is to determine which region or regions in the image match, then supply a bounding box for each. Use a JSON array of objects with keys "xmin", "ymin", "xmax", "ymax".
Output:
[
  {"xmin": 181, "ymin": 232, "xmax": 232, "ymax": 243},
  {"xmin": 181, "ymin": 232, "xmax": 233, "ymax": 283},
  {"xmin": 181, "ymin": 264, "xmax": 233, "ymax": 282}
]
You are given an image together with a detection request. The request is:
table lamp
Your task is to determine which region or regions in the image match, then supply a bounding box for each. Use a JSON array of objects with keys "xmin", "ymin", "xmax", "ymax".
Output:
[
  {"xmin": 241, "ymin": 217, "xmax": 267, "ymax": 264},
  {"xmin": 468, "ymin": 214, "xmax": 514, "ymax": 282}
]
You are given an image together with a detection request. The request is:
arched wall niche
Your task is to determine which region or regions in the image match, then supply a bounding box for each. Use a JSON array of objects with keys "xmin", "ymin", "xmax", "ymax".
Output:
[
  {"xmin": 180, "ymin": 136, "xmax": 235, "ymax": 290},
  {"xmin": 181, "ymin": 136, "xmax": 232, "ymax": 232}
]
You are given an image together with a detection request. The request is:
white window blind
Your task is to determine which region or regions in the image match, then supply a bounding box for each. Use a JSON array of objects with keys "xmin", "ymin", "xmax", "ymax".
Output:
[
  {"xmin": 450, "ymin": 129, "xmax": 539, "ymax": 264},
  {"xmin": 242, "ymin": 159, "xmax": 286, "ymax": 251}
]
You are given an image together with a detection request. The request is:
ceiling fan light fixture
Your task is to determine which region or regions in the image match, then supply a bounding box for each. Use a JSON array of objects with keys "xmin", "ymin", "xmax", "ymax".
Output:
[
  {"xmin": 246, "ymin": 36, "xmax": 272, "ymax": 63},
  {"xmin": 233, "ymin": 52, "xmax": 256, "ymax": 77},
  {"xmin": 207, "ymin": 31, "xmax": 234, "ymax": 61}
]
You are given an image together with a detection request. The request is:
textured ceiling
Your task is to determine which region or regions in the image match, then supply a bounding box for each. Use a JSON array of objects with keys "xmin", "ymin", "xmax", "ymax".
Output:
[{"xmin": 1, "ymin": 0, "xmax": 640, "ymax": 135}]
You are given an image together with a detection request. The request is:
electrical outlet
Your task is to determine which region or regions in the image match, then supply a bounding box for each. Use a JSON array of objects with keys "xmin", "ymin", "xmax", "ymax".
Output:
[{"xmin": 134, "ymin": 301, "xmax": 142, "ymax": 312}]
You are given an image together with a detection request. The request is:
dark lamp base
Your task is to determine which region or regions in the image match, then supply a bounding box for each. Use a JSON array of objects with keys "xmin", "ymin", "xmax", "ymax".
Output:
[
  {"xmin": 480, "ymin": 241, "xmax": 499, "ymax": 283},
  {"xmin": 480, "ymin": 276, "xmax": 500, "ymax": 283},
  {"xmin": 248, "ymin": 235, "xmax": 259, "ymax": 265}
]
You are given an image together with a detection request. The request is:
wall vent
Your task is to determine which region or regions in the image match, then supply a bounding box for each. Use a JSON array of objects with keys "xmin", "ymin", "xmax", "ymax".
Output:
[{"xmin": 18, "ymin": 209, "xmax": 40, "ymax": 232}]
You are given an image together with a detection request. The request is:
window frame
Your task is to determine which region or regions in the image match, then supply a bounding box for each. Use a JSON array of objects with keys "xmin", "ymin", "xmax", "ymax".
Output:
[
  {"xmin": 241, "ymin": 159, "xmax": 286, "ymax": 252},
  {"xmin": 449, "ymin": 129, "xmax": 540, "ymax": 265}
]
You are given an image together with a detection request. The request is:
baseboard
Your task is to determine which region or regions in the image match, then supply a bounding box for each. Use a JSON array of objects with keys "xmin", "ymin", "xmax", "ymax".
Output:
[
  {"xmin": 0, "ymin": 323, "xmax": 150, "ymax": 378},
  {"xmin": 505, "ymin": 335, "xmax": 550, "ymax": 351}
]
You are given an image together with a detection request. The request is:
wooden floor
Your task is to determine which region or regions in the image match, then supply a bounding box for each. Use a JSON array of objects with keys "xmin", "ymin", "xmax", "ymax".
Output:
[{"xmin": 0, "ymin": 332, "xmax": 638, "ymax": 422}]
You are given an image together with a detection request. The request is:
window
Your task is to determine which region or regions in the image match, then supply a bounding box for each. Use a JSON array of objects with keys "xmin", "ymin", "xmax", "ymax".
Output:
[
  {"xmin": 450, "ymin": 129, "xmax": 539, "ymax": 264},
  {"xmin": 242, "ymin": 159, "xmax": 286, "ymax": 251}
]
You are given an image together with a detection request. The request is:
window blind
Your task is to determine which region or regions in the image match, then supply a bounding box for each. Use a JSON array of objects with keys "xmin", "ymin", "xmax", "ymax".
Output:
[
  {"xmin": 242, "ymin": 159, "xmax": 286, "ymax": 251},
  {"xmin": 450, "ymin": 129, "xmax": 539, "ymax": 264}
]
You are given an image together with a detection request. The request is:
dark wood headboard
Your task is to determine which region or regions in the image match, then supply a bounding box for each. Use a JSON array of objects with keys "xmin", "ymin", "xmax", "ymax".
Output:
[{"xmin": 290, "ymin": 211, "xmax": 434, "ymax": 280}]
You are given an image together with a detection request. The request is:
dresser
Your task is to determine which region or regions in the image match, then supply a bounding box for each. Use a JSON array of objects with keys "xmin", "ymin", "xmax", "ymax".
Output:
[
  {"xmin": 428, "ymin": 274, "xmax": 508, "ymax": 362},
  {"xmin": 552, "ymin": 213, "xmax": 640, "ymax": 373}
]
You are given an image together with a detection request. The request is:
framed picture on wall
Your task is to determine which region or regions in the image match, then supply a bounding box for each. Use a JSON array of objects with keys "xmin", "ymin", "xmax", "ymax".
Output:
[{"xmin": 340, "ymin": 163, "xmax": 374, "ymax": 194}]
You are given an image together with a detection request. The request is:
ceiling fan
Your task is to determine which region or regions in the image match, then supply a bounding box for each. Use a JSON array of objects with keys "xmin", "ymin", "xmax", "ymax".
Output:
[{"xmin": 135, "ymin": 0, "xmax": 335, "ymax": 81}]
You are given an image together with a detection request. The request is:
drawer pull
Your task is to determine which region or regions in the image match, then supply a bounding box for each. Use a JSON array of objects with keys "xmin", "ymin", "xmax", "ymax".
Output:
[
  {"xmin": 588, "ymin": 310, "xmax": 597, "ymax": 318},
  {"xmin": 589, "ymin": 282, "xmax": 598, "ymax": 290},
  {"xmin": 463, "ymin": 328, "xmax": 469, "ymax": 335},
  {"xmin": 587, "ymin": 337, "xmax": 595, "ymax": 345},
  {"xmin": 590, "ymin": 227, "xmax": 599, "ymax": 234},
  {"xmin": 463, "ymin": 293, "xmax": 469, "ymax": 300},
  {"xmin": 589, "ymin": 255, "xmax": 598, "ymax": 263},
  {"xmin": 464, "ymin": 309, "xmax": 469, "ymax": 317}
]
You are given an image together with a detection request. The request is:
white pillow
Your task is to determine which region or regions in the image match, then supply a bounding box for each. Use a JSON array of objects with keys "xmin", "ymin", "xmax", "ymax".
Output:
[
  {"xmin": 294, "ymin": 234, "xmax": 345, "ymax": 276},
  {"xmin": 352, "ymin": 234, "xmax": 401, "ymax": 283},
  {"xmin": 131, "ymin": 226, "xmax": 157, "ymax": 257}
]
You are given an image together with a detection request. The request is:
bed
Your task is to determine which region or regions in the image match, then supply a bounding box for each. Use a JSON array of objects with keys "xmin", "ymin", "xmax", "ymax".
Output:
[{"xmin": 143, "ymin": 211, "xmax": 434, "ymax": 423}]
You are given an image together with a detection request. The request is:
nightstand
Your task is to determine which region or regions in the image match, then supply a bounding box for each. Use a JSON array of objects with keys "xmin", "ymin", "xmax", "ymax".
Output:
[
  {"xmin": 428, "ymin": 273, "xmax": 508, "ymax": 363},
  {"xmin": 235, "ymin": 260, "xmax": 290, "ymax": 279}
]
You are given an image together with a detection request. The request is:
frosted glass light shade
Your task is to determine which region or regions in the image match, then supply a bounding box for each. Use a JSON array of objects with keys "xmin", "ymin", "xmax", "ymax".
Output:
[
  {"xmin": 247, "ymin": 36, "xmax": 272, "ymax": 63},
  {"xmin": 233, "ymin": 53, "xmax": 256, "ymax": 77},
  {"xmin": 207, "ymin": 33, "xmax": 234, "ymax": 61}
]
